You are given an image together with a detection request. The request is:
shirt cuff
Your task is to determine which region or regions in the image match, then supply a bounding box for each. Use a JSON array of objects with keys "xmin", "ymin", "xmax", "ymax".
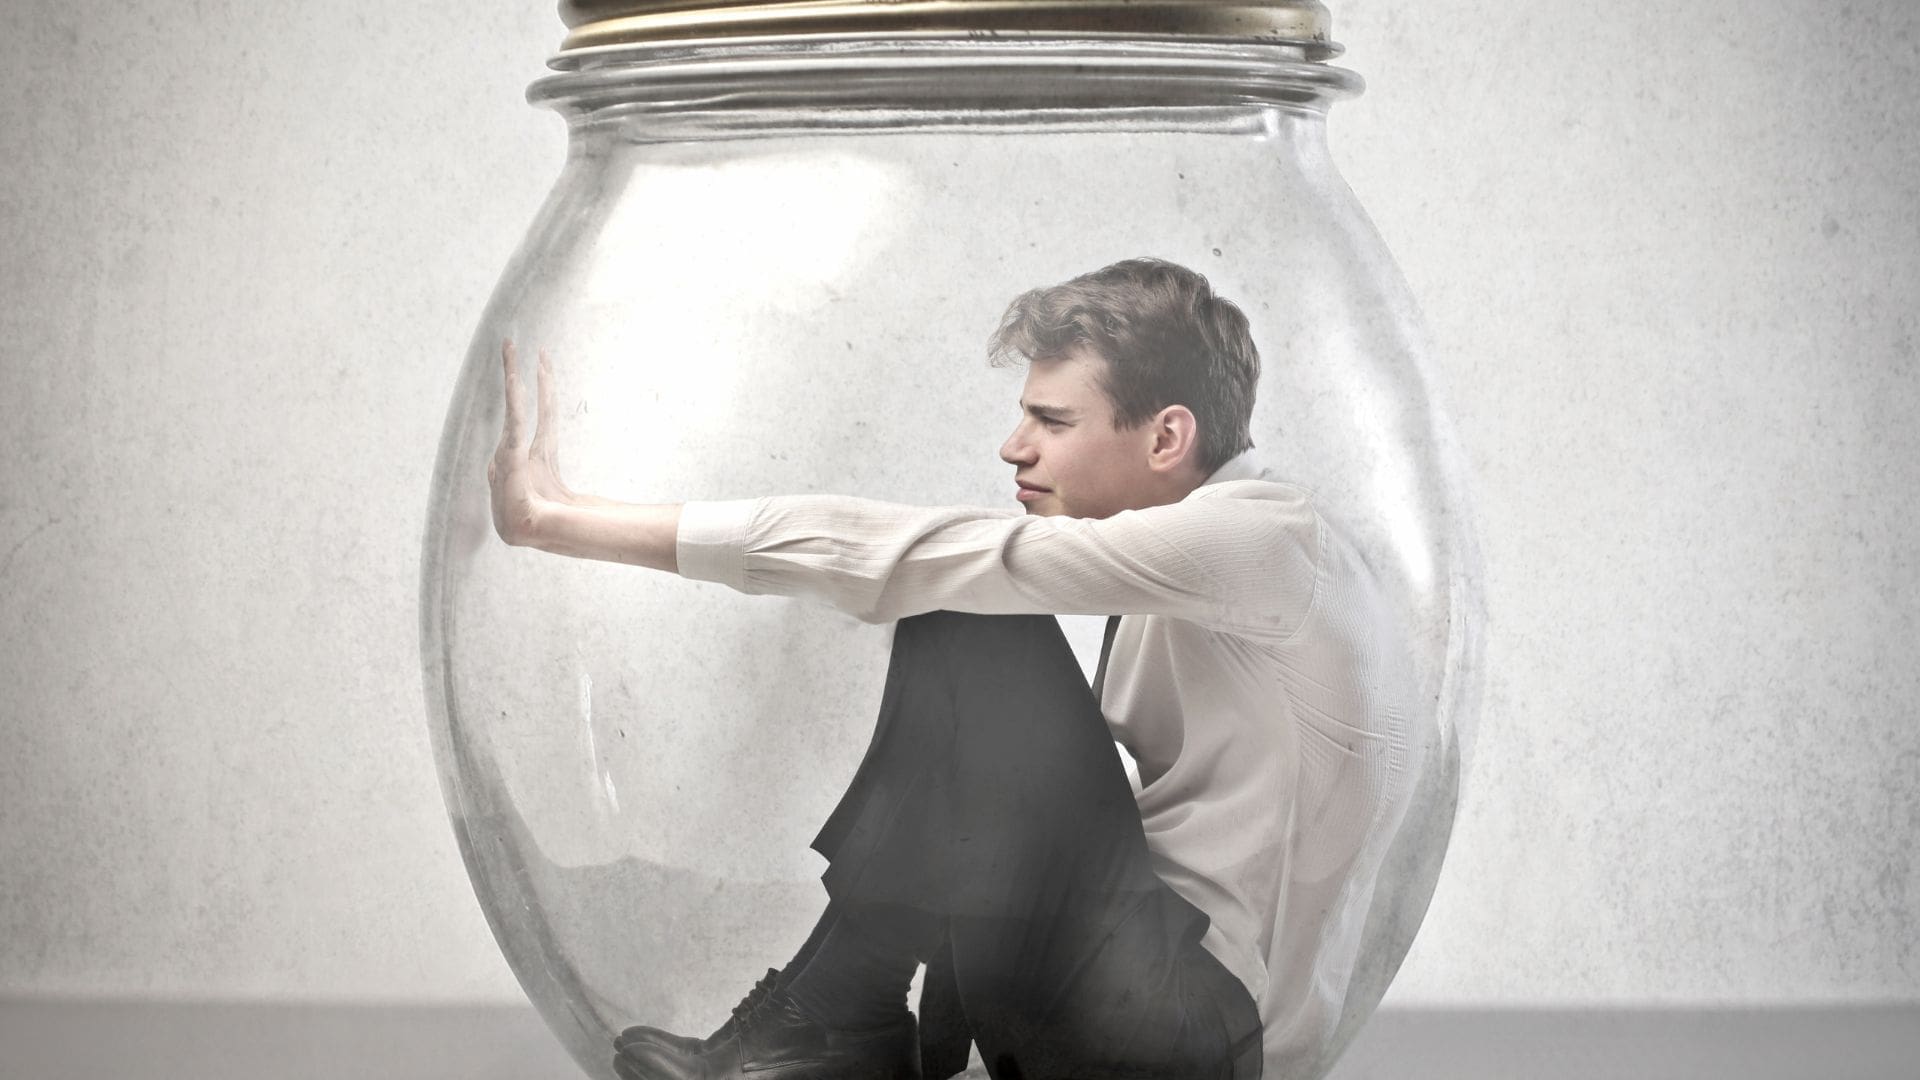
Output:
[{"xmin": 674, "ymin": 498, "xmax": 763, "ymax": 592}]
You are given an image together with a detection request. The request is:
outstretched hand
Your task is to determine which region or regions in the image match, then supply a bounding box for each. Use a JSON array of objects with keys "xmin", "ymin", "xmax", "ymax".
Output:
[
  {"xmin": 488, "ymin": 340, "xmax": 576, "ymax": 546},
  {"xmin": 485, "ymin": 339, "xmax": 683, "ymax": 571}
]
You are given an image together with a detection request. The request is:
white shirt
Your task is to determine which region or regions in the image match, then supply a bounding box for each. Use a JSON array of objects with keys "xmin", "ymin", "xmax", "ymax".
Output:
[{"xmin": 675, "ymin": 451, "xmax": 1420, "ymax": 1076}]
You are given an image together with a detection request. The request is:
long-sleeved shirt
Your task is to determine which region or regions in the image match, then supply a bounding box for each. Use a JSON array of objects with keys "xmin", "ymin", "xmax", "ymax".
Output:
[{"xmin": 675, "ymin": 451, "xmax": 1421, "ymax": 1076}]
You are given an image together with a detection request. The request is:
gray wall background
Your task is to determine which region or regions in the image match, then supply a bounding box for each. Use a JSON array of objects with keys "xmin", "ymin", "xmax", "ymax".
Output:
[{"xmin": 2, "ymin": 0, "xmax": 1914, "ymax": 1007}]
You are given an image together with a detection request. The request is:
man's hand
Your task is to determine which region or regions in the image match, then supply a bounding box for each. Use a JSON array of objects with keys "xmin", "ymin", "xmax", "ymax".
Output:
[
  {"xmin": 486, "ymin": 339, "xmax": 683, "ymax": 572},
  {"xmin": 489, "ymin": 340, "xmax": 573, "ymax": 546}
]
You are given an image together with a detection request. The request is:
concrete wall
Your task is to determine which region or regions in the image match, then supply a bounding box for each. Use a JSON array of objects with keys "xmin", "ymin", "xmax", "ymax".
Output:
[{"xmin": 2, "ymin": 0, "xmax": 1914, "ymax": 1005}]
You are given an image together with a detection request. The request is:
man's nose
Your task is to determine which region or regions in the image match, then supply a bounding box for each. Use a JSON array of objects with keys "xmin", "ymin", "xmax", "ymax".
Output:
[{"xmin": 1000, "ymin": 425, "xmax": 1036, "ymax": 465}]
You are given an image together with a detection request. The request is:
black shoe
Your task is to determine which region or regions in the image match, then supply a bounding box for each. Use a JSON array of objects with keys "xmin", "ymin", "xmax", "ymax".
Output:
[
  {"xmin": 612, "ymin": 987, "xmax": 919, "ymax": 1080},
  {"xmin": 614, "ymin": 968, "xmax": 783, "ymax": 1058}
]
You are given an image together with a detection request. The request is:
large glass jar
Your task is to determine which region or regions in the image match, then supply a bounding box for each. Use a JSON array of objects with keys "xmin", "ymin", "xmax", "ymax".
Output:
[{"xmin": 421, "ymin": 3, "xmax": 1481, "ymax": 1078}]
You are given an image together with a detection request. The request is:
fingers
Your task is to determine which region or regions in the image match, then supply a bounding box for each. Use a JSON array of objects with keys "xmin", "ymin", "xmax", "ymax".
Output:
[
  {"xmin": 533, "ymin": 348, "xmax": 557, "ymax": 465},
  {"xmin": 500, "ymin": 339, "xmax": 524, "ymax": 448}
]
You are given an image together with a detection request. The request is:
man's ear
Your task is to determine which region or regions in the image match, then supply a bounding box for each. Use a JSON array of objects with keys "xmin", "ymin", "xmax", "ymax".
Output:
[{"xmin": 1148, "ymin": 405, "xmax": 1201, "ymax": 475}]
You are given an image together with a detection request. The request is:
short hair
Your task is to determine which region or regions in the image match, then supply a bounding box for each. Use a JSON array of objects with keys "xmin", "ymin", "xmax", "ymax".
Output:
[{"xmin": 988, "ymin": 257, "xmax": 1260, "ymax": 475}]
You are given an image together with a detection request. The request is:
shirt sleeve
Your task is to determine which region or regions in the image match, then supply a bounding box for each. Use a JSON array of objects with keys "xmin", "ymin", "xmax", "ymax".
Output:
[{"xmin": 675, "ymin": 484, "xmax": 1324, "ymax": 640}]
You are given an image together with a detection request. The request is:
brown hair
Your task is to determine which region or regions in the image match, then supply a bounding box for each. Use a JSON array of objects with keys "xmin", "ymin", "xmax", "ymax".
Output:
[{"xmin": 988, "ymin": 257, "xmax": 1260, "ymax": 475}]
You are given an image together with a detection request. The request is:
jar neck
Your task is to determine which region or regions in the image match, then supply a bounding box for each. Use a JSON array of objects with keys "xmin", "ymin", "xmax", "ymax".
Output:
[{"xmin": 528, "ymin": 38, "xmax": 1361, "ymax": 134}]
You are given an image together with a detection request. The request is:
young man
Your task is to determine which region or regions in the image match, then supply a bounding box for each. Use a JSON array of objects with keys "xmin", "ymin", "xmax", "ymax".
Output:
[{"xmin": 490, "ymin": 259, "xmax": 1418, "ymax": 1080}]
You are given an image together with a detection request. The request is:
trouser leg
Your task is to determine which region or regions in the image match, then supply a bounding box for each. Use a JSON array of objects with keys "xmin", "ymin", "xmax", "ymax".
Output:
[
  {"xmin": 813, "ymin": 610, "xmax": 1158, "ymax": 917},
  {"xmin": 810, "ymin": 610, "xmax": 1260, "ymax": 1080}
]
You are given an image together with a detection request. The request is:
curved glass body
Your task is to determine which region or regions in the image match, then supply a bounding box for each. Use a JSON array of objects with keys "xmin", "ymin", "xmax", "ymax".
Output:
[{"xmin": 422, "ymin": 37, "xmax": 1481, "ymax": 1080}]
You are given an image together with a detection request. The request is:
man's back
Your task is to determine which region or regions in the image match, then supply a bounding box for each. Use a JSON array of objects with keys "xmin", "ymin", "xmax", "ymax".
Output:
[{"xmin": 1099, "ymin": 463, "xmax": 1420, "ymax": 1074}]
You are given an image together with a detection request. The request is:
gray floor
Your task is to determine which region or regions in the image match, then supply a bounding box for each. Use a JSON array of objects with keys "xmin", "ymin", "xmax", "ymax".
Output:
[{"xmin": 1, "ymin": 999, "xmax": 1916, "ymax": 1079}]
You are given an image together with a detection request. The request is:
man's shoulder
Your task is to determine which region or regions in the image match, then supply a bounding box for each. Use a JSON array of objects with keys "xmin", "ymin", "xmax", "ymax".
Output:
[
  {"xmin": 1189, "ymin": 451, "xmax": 1316, "ymax": 505},
  {"xmin": 1188, "ymin": 476, "xmax": 1318, "ymax": 508}
]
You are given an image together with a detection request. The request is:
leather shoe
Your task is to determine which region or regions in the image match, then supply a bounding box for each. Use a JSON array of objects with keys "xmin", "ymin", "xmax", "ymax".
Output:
[
  {"xmin": 615, "ymin": 968, "xmax": 783, "ymax": 1058},
  {"xmin": 613, "ymin": 987, "xmax": 919, "ymax": 1080}
]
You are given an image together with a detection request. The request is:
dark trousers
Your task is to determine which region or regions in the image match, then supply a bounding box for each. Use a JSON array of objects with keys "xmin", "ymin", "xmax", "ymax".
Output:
[{"xmin": 809, "ymin": 611, "xmax": 1262, "ymax": 1080}]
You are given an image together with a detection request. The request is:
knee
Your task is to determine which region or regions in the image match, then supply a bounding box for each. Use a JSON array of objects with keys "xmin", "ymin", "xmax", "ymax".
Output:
[
  {"xmin": 893, "ymin": 610, "xmax": 1066, "ymax": 664},
  {"xmin": 891, "ymin": 612, "xmax": 1102, "ymax": 732},
  {"xmin": 897, "ymin": 609, "xmax": 1051, "ymax": 637}
]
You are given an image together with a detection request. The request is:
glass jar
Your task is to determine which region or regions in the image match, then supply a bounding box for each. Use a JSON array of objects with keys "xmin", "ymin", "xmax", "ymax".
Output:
[{"xmin": 420, "ymin": 3, "xmax": 1481, "ymax": 1078}]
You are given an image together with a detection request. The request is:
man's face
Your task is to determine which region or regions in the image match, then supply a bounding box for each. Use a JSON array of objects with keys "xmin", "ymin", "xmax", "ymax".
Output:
[{"xmin": 998, "ymin": 348, "xmax": 1157, "ymax": 520}]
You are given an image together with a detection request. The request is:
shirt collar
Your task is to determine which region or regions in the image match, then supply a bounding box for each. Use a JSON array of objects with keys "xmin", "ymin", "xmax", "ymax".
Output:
[{"xmin": 1200, "ymin": 448, "xmax": 1271, "ymax": 487}]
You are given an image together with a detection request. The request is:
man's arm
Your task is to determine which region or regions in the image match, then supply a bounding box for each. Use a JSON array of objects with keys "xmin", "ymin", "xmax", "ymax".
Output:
[
  {"xmin": 492, "ymin": 341, "xmax": 1323, "ymax": 638},
  {"xmin": 488, "ymin": 340, "xmax": 680, "ymax": 572},
  {"xmin": 676, "ymin": 489, "xmax": 1323, "ymax": 640}
]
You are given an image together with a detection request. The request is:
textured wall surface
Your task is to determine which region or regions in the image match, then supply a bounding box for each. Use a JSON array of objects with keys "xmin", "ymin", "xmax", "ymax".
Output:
[{"xmin": 1, "ymin": 0, "xmax": 1915, "ymax": 1006}]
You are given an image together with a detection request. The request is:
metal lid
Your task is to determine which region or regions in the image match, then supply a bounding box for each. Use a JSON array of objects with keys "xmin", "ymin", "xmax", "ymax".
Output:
[{"xmin": 556, "ymin": 1, "xmax": 1339, "ymax": 57}]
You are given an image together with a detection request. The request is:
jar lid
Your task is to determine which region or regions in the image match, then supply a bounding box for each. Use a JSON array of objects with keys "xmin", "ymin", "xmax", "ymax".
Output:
[{"xmin": 556, "ymin": 1, "xmax": 1339, "ymax": 58}]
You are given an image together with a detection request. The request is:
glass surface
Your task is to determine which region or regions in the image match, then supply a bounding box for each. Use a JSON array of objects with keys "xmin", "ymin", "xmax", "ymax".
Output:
[{"xmin": 421, "ymin": 38, "xmax": 1481, "ymax": 1080}]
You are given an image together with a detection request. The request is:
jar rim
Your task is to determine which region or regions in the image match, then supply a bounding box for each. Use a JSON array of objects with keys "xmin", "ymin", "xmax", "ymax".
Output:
[
  {"xmin": 553, "ymin": 1, "xmax": 1340, "ymax": 61},
  {"xmin": 529, "ymin": 38, "xmax": 1362, "ymax": 122}
]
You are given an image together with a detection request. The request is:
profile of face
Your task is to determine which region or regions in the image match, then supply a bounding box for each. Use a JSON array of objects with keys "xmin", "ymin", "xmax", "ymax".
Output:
[{"xmin": 999, "ymin": 347, "xmax": 1202, "ymax": 519}]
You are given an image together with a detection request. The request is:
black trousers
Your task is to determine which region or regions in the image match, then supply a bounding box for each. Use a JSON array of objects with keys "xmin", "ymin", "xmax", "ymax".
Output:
[{"xmin": 809, "ymin": 611, "xmax": 1262, "ymax": 1080}]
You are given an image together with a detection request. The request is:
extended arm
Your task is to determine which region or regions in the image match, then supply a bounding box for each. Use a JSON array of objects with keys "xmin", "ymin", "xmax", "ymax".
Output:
[
  {"xmin": 677, "ymin": 489, "xmax": 1322, "ymax": 639},
  {"xmin": 488, "ymin": 341, "xmax": 681, "ymax": 572},
  {"xmin": 490, "ymin": 342, "xmax": 1323, "ymax": 637}
]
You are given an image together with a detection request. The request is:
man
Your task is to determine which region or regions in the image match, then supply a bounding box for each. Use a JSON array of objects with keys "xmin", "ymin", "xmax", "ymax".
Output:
[{"xmin": 489, "ymin": 259, "xmax": 1419, "ymax": 1080}]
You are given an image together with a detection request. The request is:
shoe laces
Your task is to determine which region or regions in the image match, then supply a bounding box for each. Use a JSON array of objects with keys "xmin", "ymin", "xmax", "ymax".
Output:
[{"xmin": 730, "ymin": 967, "xmax": 782, "ymax": 1027}]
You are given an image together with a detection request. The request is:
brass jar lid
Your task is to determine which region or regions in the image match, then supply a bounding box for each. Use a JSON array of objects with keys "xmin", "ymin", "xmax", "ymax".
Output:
[{"xmin": 557, "ymin": 1, "xmax": 1339, "ymax": 57}]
